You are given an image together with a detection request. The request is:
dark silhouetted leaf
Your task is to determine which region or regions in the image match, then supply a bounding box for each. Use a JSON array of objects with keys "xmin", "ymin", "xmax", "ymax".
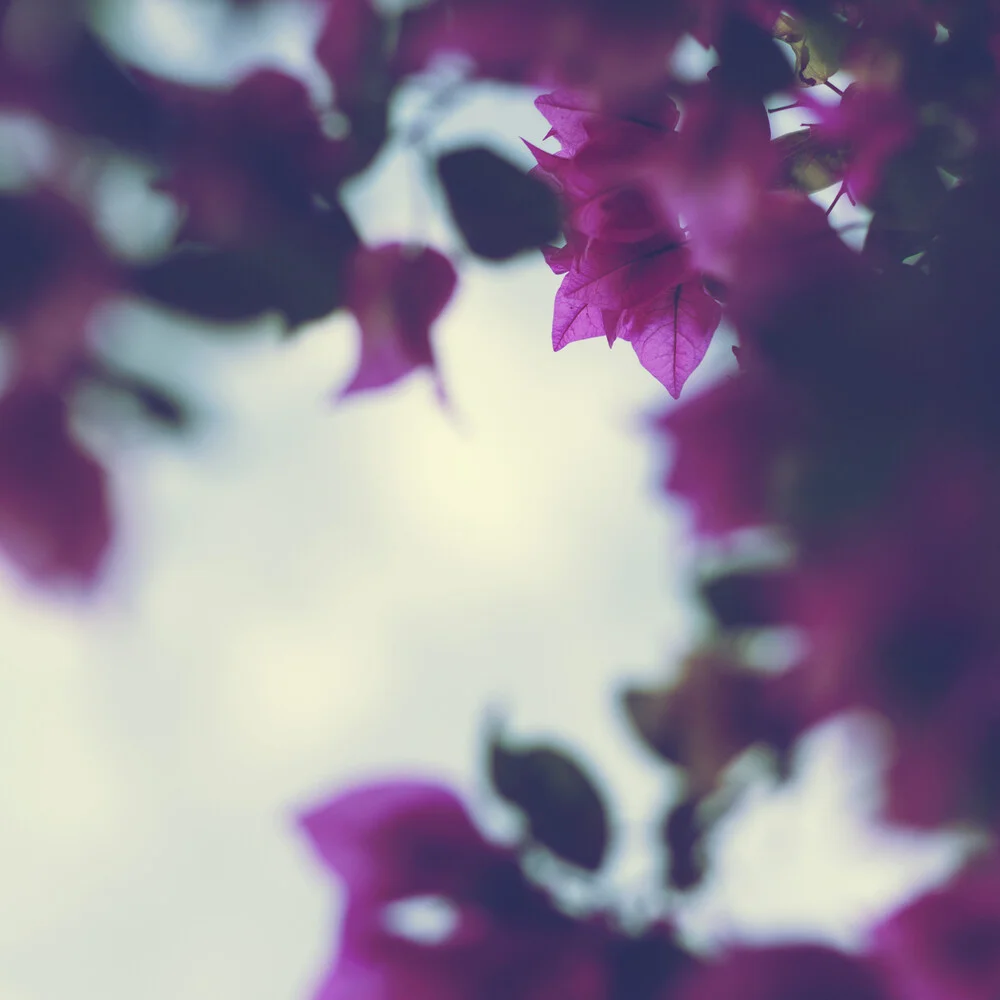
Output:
[
  {"xmin": 871, "ymin": 148, "xmax": 948, "ymax": 227},
  {"xmin": 437, "ymin": 146, "xmax": 561, "ymax": 260},
  {"xmin": 489, "ymin": 735, "xmax": 608, "ymax": 871},
  {"xmin": 715, "ymin": 13, "xmax": 794, "ymax": 98},
  {"xmin": 863, "ymin": 210, "xmax": 933, "ymax": 265},
  {"xmin": 701, "ymin": 570, "xmax": 792, "ymax": 629},
  {"xmin": 662, "ymin": 797, "xmax": 706, "ymax": 891},
  {"xmin": 133, "ymin": 202, "xmax": 358, "ymax": 327},
  {"xmin": 58, "ymin": 30, "xmax": 170, "ymax": 152},
  {"xmin": 132, "ymin": 248, "xmax": 283, "ymax": 323},
  {"xmin": 863, "ymin": 149, "xmax": 947, "ymax": 264}
]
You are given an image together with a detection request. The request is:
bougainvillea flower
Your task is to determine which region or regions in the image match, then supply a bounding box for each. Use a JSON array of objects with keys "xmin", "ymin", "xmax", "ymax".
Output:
[
  {"xmin": 547, "ymin": 235, "xmax": 719, "ymax": 396},
  {"xmin": 792, "ymin": 445, "xmax": 1000, "ymax": 714},
  {"xmin": 553, "ymin": 234, "xmax": 688, "ymax": 312},
  {"xmin": 300, "ymin": 780, "xmax": 608, "ymax": 1000},
  {"xmin": 802, "ymin": 83, "xmax": 916, "ymax": 204},
  {"xmin": 315, "ymin": 0, "xmax": 387, "ymax": 117},
  {"xmin": 0, "ymin": 191, "xmax": 121, "ymax": 588},
  {"xmin": 531, "ymin": 88, "xmax": 720, "ymax": 395},
  {"xmin": 393, "ymin": 0, "xmax": 685, "ymax": 105},
  {"xmin": 0, "ymin": 18, "xmax": 167, "ymax": 154},
  {"xmin": 125, "ymin": 63, "xmax": 365, "ymax": 329},
  {"xmin": 884, "ymin": 661, "xmax": 1000, "ymax": 829},
  {"xmin": 535, "ymin": 87, "xmax": 680, "ymax": 157},
  {"xmin": 650, "ymin": 80, "xmax": 776, "ymax": 281},
  {"xmin": 872, "ymin": 853, "xmax": 1000, "ymax": 1000},
  {"xmin": 674, "ymin": 944, "xmax": 888, "ymax": 1000},
  {"xmin": 657, "ymin": 368, "xmax": 807, "ymax": 534},
  {"xmin": 535, "ymin": 90, "xmax": 612, "ymax": 157},
  {"xmin": 0, "ymin": 188, "xmax": 120, "ymax": 382},
  {"xmin": 393, "ymin": 0, "xmax": 565, "ymax": 86},
  {"xmin": 340, "ymin": 244, "xmax": 457, "ymax": 397},
  {"xmin": 528, "ymin": 140, "xmax": 671, "ymax": 246},
  {"xmin": 148, "ymin": 68, "xmax": 355, "ymax": 245},
  {"xmin": 0, "ymin": 382, "xmax": 111, "ymax": 585},
  {"xmin": 706, "ymin": 441, "xmax": 1000, "ymax": 830},
  {"xmin": 721, "ymin": 192, "xmax": 871, "ymax": 388},
  {"xmin": 527, "ymin": 86, "xmax": 680, "ymax": 247},
  {"xmin": 616, "ymin": 279, "xmax": 722, "ymax": 397},
  {"xmin": 916, "ymin": 172, "xmax": 1000, "ymax": 440},
  {"xmin": 300, "ymin": 781, "xmax": 505, "ymax": 902}
]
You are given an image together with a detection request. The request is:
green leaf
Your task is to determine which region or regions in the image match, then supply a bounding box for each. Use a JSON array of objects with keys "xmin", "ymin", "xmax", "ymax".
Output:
[
  {"xmin": 489, "ymin": 735, "xmax": 608, "ymax": 871},
  {"xmin": 662, "ymin": 796, "xmax": 707, "ymax": 891},
  {"xmin": 134, "ymin": 203, "xmax": 358, "ymax": 328},
  {"xmin": 437, "ymin": 146, "xmax": 561, "ymax": 261},
  {"xmin": 772, "ymin": 128, "xmax": 848, "ymax": 193},
  {"xmin": 621, "ymin": 687, "xmax": 684, "ymax": 764},
  {"xmin": 774, "ymin": 12, "xmax": 850, "ymax": 87},
  {"xmin": 132, "ymin": 247, "xmax": 281, "ymax": 323},
  {"xmin": 863, "ymin": 148, "xmax": 947, "ymax": 264},
  {"xmin": 622, "ymin": 658, "xmax": 773, "ymax": 794}
]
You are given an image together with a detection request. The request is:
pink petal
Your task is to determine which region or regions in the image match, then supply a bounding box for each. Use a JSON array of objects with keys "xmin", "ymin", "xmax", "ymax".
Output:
[
  {"xmin": 558, "ymin": 236, "xmax": 688, "ymax": 309},
  {"xmin": 341, "ymin": 244, "xmax": 457, "ymax": 397},
  {"xmin": 534, "ymin": 89, "xmax": 600, "ymax": 155},
  {"xmin": 552, "ymin": 283, "xmax": 619, "ymax": 350},
  {"xmin": 299, "ymin": 780, "xmax": 490, "ymax": 901},
  {"xmin": 0, "ymin": 383, "xmax": 111, "ymax": 585},
  {"xmin": 316, "ymin": 0, "xmax": 386, "ymax": 113},
  {"xmin": 619, "ymin": 278, "xmax": 722, "ymax": 397}
]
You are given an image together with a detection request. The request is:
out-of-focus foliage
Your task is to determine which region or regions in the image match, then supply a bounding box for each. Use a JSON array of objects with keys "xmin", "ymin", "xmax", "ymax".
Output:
[{"xmin": 8, "ymin": 1, "xmax": 1000, "ymax": 998}]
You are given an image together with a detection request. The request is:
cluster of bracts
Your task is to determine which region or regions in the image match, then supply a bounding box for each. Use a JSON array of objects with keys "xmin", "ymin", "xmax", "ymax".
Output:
[{"xmin": 7, "ymin": 0, "xmax": 1000, "ymax": 996}]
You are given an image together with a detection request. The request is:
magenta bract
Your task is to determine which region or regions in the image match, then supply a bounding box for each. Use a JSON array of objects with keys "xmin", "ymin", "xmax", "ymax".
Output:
[
  {"xmin": 0, "ymin": 383, "xmax": 110, "ymax": 585},
  {"xmin": 341, "ymin": 244, "xmax": 457, "ymax": 397}
]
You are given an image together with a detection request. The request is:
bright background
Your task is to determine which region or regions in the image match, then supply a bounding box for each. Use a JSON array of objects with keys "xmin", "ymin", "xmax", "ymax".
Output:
[{"xmin": 0, "ymin": 2, "xmax": 973, "ymax": 998}]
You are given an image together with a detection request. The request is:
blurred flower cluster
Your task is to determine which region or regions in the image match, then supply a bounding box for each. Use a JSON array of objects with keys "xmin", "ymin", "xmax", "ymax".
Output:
[{"xmin": 9, "ymin": 0, "xmax": 1000, "ymax": 997}]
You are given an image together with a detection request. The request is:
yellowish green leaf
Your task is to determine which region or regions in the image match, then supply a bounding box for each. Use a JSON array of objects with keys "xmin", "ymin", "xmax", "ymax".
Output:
[
  {"xmin": 772, "ymin": 128, "xmax": 848, "ymax": 193},
  {"xmin": 774, "ymin": 12, "xmax": 850, "ymax": 86}
]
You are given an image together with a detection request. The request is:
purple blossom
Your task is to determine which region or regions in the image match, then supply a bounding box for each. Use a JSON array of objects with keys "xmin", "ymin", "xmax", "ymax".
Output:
[
  {"xmin": 300, "ymin": 780, "xmax": 609, "ymax": 1000},
  {"xmin": 0, "ymin": 382, "xmax": 110, "ymax": 585},
  {"xmin": 873, "ymin": 855, "xmax": 1000, "ymax": 1000},
  {"xmin": 340, "ymin": 244, "xmax": 457, "ymax": 397}
]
